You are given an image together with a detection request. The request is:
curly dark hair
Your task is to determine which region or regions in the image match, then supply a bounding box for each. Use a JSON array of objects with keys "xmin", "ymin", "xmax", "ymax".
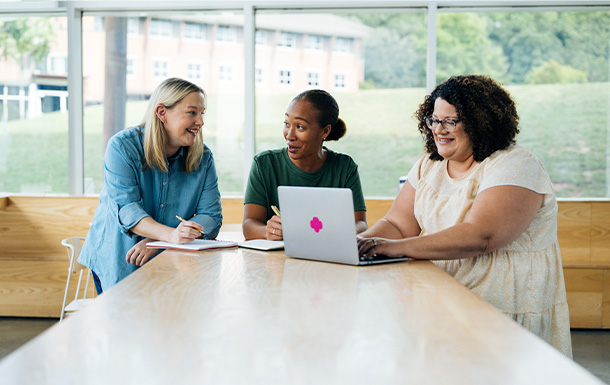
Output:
[{"xmin": 414, "ymin": 75, "xmax": 520, "ymax": 162}]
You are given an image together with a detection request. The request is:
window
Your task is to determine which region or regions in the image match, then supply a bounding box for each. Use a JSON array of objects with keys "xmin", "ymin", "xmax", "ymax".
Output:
[
  {"xmin": 47, "ymin": 55, "xmax": 67, "ymax": 75},
  {"xmin": 183, "ymin": 22, "xmax": 204, "ymax": 40},
  {"xmin": 153, "ymin": 60, "xmax": 169, "ymax": 78},
  {"xmin": 126, "ymin": 58, "xmax": 134, "ymax": 77},
  {"xmin": 219, "ymin": 65, "xmax": 233, "ymax": 81},
  {"xmin": 255, "ymin": 30, "xmax": 271, "ymax": 46},
  {"xmin": 279, "ymin": 70, "xmax": 292, "ymax": 85},
  {"xmin": 305, "ymin": 35, "xmax": 323, "ymax": 50},
  {"xmin": 308, "ymin": 72, "xmax": 319, "ymax": 87},
  {"xmin": 149, "ymin": 19, "xmax": 172, "ymax": 38},
  {"xmin": 333, "ymin": 37, "xmax": 352, "ymax": 53},
  {"xmin": 277, "ymin": 32, "xmax": 296, "ymax": 48},
  {"xmin": 0, "ymin": 15, "xmax": 69, "ymax": 194},
  {"xmin": 82, "ymin": 11, "xmax": 245, "ymax": 195},
  {"xmin": 127, "ymin": 17, "xmax": 139, "ymax": 35},
  {"xmin": 334, "ymin": 74, "xmax": 346, "ymax": 89},
  {"xmin": 215, "ymin": 25, "xmax": 235, "ymax": 42},
  {"xmin": 255, "ymin": 68, "xmax": 263, "ymax": 84},
  {"xmin": 187, "ymin": 63, "xmax": 202, "ymax": 80}
]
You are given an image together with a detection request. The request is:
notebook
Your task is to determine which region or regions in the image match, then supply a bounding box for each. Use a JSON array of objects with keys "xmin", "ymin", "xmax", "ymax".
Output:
[
  {"xmin": 238, "ymin": 239, "xmax": 284, "ymax": 251},
  {"xmin": 147, "ymin": 239, "xmax": 237, "ymax": 251},
  {"xmin": 278, "ymin": 186, "xmax": 410, "ymax": 266}
]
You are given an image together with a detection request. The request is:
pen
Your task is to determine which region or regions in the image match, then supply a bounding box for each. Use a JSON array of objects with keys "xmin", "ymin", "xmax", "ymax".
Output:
[
  {"xmin": 271, "ymin": 205, "xmax": 281, "ymax": 217},
  {"xmin": 176, "ymin": 215, "xmax": 205, "ymax": 235}
]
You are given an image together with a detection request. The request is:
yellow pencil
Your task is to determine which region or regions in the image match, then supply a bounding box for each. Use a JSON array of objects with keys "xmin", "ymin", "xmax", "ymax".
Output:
[
  {"xmin": 271, "ymin": 205, "xmax": 281, "ymax": 217},
  {"xmin": 175, "ymin": 215, "xmax": 205, "ymax": 234}
]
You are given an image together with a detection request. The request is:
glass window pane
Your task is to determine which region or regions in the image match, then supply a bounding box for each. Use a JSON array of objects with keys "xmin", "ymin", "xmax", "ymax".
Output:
[
  {"xmin": 82, "ymin": 11, "xmax": 245, "ymax": 195},
  {"xmin": 0, "ymin": 16, "xmax": 68, "ymax": 194},
  {"xmin": 255, "ymin": 11, "xmax": 427, "ymax": 197},
  {"xmin": 437, "ymin": 10, "xmax": 610, "ymax": 198}
]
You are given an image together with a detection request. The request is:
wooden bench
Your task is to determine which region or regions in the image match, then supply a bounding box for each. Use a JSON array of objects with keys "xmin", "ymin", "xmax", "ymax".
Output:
[{"xmin": 0, "ymin": 195, "xmax": 608, "ymax": 328}]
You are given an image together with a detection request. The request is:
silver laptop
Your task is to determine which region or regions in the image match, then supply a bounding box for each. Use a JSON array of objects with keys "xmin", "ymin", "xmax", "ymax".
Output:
[{"xmin": 278, "ymin": 186, "xmax": 410, "ymax": 266}]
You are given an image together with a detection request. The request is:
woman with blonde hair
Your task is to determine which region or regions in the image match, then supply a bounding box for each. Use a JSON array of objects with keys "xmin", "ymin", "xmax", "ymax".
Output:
[{"xmin": 79, "ymin": 77, "xmax": 222, "ymax": 293}]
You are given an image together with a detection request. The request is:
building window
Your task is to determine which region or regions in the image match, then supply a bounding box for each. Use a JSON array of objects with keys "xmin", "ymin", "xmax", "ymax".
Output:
[
  {"xmin": 308, "ymin": 72, "xmax": 319, "ymax": 87},
  {"xmin": 215, "ymin": 25, "xmax": 235, "ymax": 42},
  {"xmin": 334, "ymin": 74, "xmax": 345, "ymax": 89},
  {"xmin": 255, "ymin": 68, "xmax": 263, "ymax": 84},
  {"xmin": 277, "ymin": 32, "xmax": 296, "ymax": 48},
  {"xmin": 219, "ymin": 65, "xmax": 233, "ymax": 81},
  {"xmin": 184, "ymin": 22, "xmax": 204, "ymax": 40},
  {"xmin": 305, "ymin": 35, "xmax": 323, "ymax": 51},
  {"xmin": 333, "ymin": 37, "xmax": 352, "ymax": 53},
  {"xmin": 47, "ymin": 55, "xmax": 67, "ymax": 75},
  {"xmin": 256, "ymin": 30, "xmax": 272, "ymax": 46},
  {"xmin": 187, "ymin": 63, "xmax": 202, "ymax": 80},
  {"xmin": 149, "ymin": 19, "xmax": 172, "ymax": 38},
  {"xmin": 126, "ymin": 58, "xmax": 134, "ymax": 77},
  {"xmin": 279, "ymin": 70, "xmax": 292, "ymax": 85},
  {"xmin": 153, "ymin": 60, "xmax": 169, "ymax": 78},
  {"xmin": 127, "ymin": 18, "xmax": 139, "ymax": 35}
]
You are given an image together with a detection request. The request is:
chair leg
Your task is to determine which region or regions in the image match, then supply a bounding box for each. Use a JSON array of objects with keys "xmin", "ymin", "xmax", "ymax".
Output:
[
  {"xmin": 60, "ymin": 268, "xmax": 72, "ymax": 322},
  {"xmin": 74, "ymin": 270, "xmax": 83, "ymax": 302}
]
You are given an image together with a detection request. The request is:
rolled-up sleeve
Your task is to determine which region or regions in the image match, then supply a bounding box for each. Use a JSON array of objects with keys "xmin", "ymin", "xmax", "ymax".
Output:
[{"xmin": 103, "ymin": 136, "xmax": 149, "ymax": 236}]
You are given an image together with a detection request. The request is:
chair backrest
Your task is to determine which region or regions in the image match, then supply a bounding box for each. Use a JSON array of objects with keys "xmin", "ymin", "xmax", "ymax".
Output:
[
  {"xmin": 61, "ymin": 237, "xmax": 87, "ymax": 273},
  {"xmin": 60, "ymin": 236, "xmax": 91, "ymax": 321}
]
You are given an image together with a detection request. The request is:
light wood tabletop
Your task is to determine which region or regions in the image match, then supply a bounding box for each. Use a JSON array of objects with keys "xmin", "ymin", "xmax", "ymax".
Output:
[{"xmin": 0, "ymin": 244, "xmax": 603, "ymax": 384}]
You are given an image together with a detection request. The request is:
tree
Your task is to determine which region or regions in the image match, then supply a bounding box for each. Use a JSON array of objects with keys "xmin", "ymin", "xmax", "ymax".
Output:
[
  {"xmin": 0, "ymin": 18, "xmax": 53, "ymax": 61},
  {"xmin": 525, "ymin": 59, "xmax": 587, "ymax": 84},
  {"xmin": 348, "ymin": 13, "xmax": 427, "ymax": 88},
  {"xmin": 436, "ymin": 13, "xmax": 508, "ymax": 83}
]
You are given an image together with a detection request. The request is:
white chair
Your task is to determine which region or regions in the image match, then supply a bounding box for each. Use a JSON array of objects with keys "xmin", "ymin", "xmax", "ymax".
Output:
[{"xmin": 60, "ymin": 237, "xmax": 95, "ymax": 321}]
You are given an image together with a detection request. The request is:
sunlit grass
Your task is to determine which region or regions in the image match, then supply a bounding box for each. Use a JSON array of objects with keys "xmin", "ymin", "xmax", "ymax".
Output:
[{"xmin": 0, "ymin": 83, "xmax": 608, "ymax": 197}]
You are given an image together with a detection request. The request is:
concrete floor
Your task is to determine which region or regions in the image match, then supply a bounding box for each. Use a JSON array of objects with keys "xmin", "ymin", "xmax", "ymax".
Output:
[{"xmin": 0, "ymin": 317, "xmax": 609, "ymax": 383}]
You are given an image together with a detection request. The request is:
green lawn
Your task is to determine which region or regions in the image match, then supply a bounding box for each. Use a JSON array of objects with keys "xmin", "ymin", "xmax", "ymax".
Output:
[{"xmin": 0, "ymin": 82, "xmax": 608, "ymax": 198}]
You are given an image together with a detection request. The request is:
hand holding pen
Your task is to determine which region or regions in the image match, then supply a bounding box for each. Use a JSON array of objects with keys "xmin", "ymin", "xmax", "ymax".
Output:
[
  {"xmin": 175, "ymin": 215, "xmax": 206, "ymax": 241},
  {"xmin": 267, "ymin": 205, "xmax": 282, "ymax": 240}
]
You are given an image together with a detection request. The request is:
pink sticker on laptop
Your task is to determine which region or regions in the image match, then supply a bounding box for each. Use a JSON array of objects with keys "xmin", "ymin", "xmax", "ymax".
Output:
[{"xmin": 310, "ymin": 217, "xmax": 323, "ymax": 233}]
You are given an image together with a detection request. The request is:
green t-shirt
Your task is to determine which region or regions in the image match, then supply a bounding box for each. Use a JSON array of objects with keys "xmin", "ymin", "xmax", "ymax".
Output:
[{"xmin": 245, "ymin": 147, "xmax": 366, "ymax": 220}]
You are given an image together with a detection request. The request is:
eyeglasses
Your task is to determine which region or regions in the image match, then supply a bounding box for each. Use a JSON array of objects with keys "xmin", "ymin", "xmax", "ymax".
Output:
[{"xmin": 424, "ymin": 117, "xmax": 461, "ymax": 133}]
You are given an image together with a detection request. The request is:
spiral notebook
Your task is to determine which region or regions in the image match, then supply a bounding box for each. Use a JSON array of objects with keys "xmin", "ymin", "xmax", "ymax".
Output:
[{"xmin": 147, "ymin": 239, "xmax": 237, "ymax": 251}]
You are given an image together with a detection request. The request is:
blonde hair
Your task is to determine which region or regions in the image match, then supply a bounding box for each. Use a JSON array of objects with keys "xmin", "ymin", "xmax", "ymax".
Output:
[{"xmin": 140, "ymin": 77, "xmax": 207, "ymax": 173}]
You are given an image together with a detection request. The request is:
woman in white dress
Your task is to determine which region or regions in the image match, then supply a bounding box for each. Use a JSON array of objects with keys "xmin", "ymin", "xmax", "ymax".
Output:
[{"xmin": 358, "ymin": 74, "xmax": 572, "ymax": 357}]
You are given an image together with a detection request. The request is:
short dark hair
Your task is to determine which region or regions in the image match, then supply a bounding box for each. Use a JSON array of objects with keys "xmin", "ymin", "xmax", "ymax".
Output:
[
  {"xmin": 414, "ymin": 75, "xmax": 520, "ymax": 162},
  {"xmin": 292, "ymin": 89, "xmax": 347, "ymax": 141}
]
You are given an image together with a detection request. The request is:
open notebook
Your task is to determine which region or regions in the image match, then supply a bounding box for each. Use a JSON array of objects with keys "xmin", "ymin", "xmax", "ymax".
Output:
[{"xmin": 147, "ymin": 239, "xmax": 237, "ymax": 251}]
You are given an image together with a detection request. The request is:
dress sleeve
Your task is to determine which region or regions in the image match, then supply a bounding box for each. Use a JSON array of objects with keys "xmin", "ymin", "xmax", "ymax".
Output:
[
  {"xmin": 103, "ymin": 135, "xmax": 149, "ymax": 237},
  {"xmin": 479, "ymin": 147, "xmax": 554, "ymax": 195},
  {"xmin": 192, "ymin": 150, "xmax": 222, "ymax": 239},
  {"xmin": 407, "ymin": 155, "xmax": 427, "ymax": 189}
]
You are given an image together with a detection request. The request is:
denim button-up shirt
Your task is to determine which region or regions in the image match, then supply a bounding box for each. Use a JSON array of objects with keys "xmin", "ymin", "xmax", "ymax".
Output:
[{"xmin": 79, "ymin": 127, "xmax": 222, "ymax": 290}]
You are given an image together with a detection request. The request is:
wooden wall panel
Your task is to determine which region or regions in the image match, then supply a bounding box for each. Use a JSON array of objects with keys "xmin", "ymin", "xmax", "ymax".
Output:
[
  {"xmin": 591, "ymin": 202, "xmax": 610, "ymax": 266},
  {"xmin": 557, "ymin": 202, "xmax": 591, "ymax": 265},
  {"xmin": 0, "ymin": 196, "xmax": 97, "ymax": 260},
  {"xmin": 563, "ymin": 268, "xmax": 603, "ymax": 328},
  {"xmin": 0, "ymin": 260, "xmax": 95, "ymax": 317},
  {"xmin": 604, "ymin": 270, "xmax": 610, "ymax": 327},
  {"xmin": 1, "ymin": 196, "xmax": 610, "ymax": 326}
]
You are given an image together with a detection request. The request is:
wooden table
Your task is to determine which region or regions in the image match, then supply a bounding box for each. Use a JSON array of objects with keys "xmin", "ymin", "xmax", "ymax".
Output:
[{"xmin": 0, "ymin": 245, "xmax": 603, "ymax": 384}]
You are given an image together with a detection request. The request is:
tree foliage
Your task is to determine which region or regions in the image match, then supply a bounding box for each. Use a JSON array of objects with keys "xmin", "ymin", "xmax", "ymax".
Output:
[
  {"xmin": 351, "ymin": 10, "xmax": 610, "ymax": 88},
  {"xmin": 0, "ymin": 18, "xmax": 53, "ymax": 62}
]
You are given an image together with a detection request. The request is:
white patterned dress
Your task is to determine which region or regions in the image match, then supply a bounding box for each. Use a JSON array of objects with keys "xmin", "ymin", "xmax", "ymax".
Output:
[{"xmin": 407, "ymin": 144, "xmax": 572, "ymax": 357}]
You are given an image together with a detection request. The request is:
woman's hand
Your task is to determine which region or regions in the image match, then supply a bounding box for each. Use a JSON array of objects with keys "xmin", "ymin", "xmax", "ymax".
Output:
[
  {"xmin": 266, "ymin": 215, "xmax": 282, "ymax": 240},
  {"xmin": 126, "ymin": 238, "xmax": 157, "ymax": 266},
  {"xmin": 357, "ymin": 236, "xmax": 409, "ymax": 259},
  {"xmin": 168, "ymin": 220, "xmax": 204, "ymax": 244}
]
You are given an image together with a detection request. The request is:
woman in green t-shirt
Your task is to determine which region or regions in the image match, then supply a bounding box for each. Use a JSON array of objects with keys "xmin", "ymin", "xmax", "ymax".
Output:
[{"xmin": 243, "ymin": 89, "xmax": 367, "ymax": 240}]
